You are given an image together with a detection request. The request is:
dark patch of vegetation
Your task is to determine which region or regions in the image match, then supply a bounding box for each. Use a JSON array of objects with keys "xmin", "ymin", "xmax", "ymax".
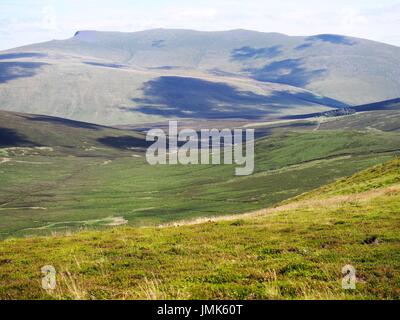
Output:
[
  {"xmin": 362, "ymin": 235, "xmax": 380, "ymax": 245},
  {"xmin": 97, "ymin": 136, "xmax": 151, "ymax": 149},
  {"xmin": 230, "ymin": 219, "xmax": 246, "ymax": 226}
]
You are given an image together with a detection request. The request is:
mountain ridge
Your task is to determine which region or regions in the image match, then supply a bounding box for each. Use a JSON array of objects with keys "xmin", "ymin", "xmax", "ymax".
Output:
[{"xmin": 1, "ymin": 28, "xmax": 400, "ymax": 125}]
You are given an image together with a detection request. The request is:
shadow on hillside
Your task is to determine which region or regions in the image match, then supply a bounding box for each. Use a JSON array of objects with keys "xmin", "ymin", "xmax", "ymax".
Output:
[
  {"xmin": 0, "ymin": 52, "xmax": 47, "ymax": 60},
  {"xmin": 0, "ymin": 128, "xmax": 38, "ymax": 147},
  {"xmin": 295, "ymin": 43, "xmax": 313, "ymax": 50},
  {"xmin": 97, "ymin": 136, "xmax": 151, "ymax": 150},
  {"xmin": 152, "ymin": 40, "xmax": 165, "ymax": 48},
  {"xmin": 231, "ymin": 46, "xmax": 282, "ymax": 60},
  {"xmin": 148, "ymin": 66, "xmax": 180, "ymax": 70},
  {"xmin": 295, "ymin": 35, "xmax": 356, "ymax": 50},
  {"xmin": 283, "ymin": 91, "xmax": 347, "ymax": 108},
  {"xmin": 307, "ymin": 34, "xmax": 356, "ymax": 45},
  {"xmin": 245, "ymin": 59, "xmax": 326, "ymax": 87},
  {"xmin": 0, "ymin": 62, "xmax": 48, "ymax": 84},
  {"xmin": 354, "ymin": 98, "xmax": 400, "ymax": 112},
  {"xmin": 22, "ymin": 115, "xmax": 102, "ymax": 130},
  {"xmin": 122, "ymin": 76, "xmax": 344, "ymax": 119},
  {"xmin": 127, "ymin": 76, "xmax": 287, "ymax": 119},
  {"xmin": 83, "ymin": 61, "xmax": 125, "ymax": 69}
]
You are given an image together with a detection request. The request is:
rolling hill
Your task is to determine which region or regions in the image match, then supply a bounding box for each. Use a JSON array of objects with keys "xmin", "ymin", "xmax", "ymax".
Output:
[
  {"xmin": 319, "ymin": 98, "xmax": 400, "ymax": 132},
  {"xmin": 1, "ymin": 29, "xmax": 399, "ymax": 125},
  {"xmin": 0, "ymin": 110, "xmax": 148, "ymax": 156},
  {"xmin": 1, "ymin": 109, "xmax": 400, "ymax": 238},
  {"xmin": 1, "ymin": 157, "xmax": 399, "ymax": 299}
]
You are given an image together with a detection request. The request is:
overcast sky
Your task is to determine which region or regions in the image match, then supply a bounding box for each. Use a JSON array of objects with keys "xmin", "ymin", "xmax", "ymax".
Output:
[{"xmin": 1, "ymin": 0, "xmax": 400, "ymax": 50}]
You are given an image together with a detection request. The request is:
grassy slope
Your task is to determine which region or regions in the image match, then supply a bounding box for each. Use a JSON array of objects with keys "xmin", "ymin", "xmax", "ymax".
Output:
[
  {"xmin": 1, "ymin": 111, "xmax": 400, "ymax": 237},
  {"xmin": 0, "ymin": 53, "xmax": 340, "ymax": 126},
  {"xmin": 2, "ymin": 30, "xmax": 400, "ymax": 126},
  {"xmin": 0, "ymin": 110, "xmax": 147, "ymax": 156},
  {"xmin": 0, "ymin": 158, "xmax": 399, "ymax": 300},
  {"xmin": 19, "ymin": 29, "xmax": 400, "ymax": 105},
  {"xmin": 294, "ymin": 158, "xmax": 400, "ymax": 200},
  {"xmin": 320, "ymin": 110, "xmax": 400, "ymax": 132}
]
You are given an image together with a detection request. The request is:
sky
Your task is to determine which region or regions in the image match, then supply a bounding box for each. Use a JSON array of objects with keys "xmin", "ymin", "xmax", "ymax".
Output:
[{"xmin": 1, "ymin": 0, "xmax": 400, "ymax": 50}]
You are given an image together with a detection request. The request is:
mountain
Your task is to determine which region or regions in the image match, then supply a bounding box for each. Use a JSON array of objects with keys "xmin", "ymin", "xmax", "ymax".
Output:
[{"xmin": 1, "ymin": 29, "xmax": 399, "ymax": 125}]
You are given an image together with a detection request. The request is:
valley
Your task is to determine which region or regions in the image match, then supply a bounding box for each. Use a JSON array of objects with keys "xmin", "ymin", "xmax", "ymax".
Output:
[
  {"xmin": 0, "ymin": 27, "xmax": 399, "ymax": 301},
  {"xmin": 0, "ymin": 108, "xmax": 399, "ymax": 239}
]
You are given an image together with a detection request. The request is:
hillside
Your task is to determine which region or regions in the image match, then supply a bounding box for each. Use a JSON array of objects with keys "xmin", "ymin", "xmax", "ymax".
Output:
[
  {"xmin": 1, "ymin": 158, "xmax": 399, "ymax": 300},
  {"xmin": 2, "ymin": 110, "xmax": 400, "ymax": 238},
  {"xmin": 241, "ymin": 98, "xmax": 400, "ymax": 134},
  {"xmin": 0, "ymin": 51, "xmax": 344, "ymax": 125},
  {"xmin": 22, "ymin": 29, "xmax": 400, "ymax": 104},
  {"xmin": 0, "ymin": 110, "xmax": 148, "ymax": 156},
  {"xmin": 1, "ymin": 29, "xmax": 400, "ymax": 125},
  {"xmin": 318, "ymin": 99, "xmax": 400, "ymax": 132}
]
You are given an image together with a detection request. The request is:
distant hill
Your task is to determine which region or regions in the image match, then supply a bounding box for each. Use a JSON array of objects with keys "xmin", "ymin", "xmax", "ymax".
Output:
[
  {"xmin": 319, "ymin": 98, "xmax": 400, "ymax": 132},
  {"xmin": 0, "ymin": 29, "xmax": 399, "ymax": 125},
  {"xmin": 0, "ymin": 110, "xmax": 148, "ymax": 156},
  {"xmin": 353, "ymin": 97, "xmax": 400, "ymax": 112}
]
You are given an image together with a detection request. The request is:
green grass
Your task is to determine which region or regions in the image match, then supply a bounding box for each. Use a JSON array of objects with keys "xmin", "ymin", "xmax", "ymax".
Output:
[
  {"xmin": 0, "ymin": 158, "xmax": 399, "ymax": 300},
  {"xmin": 1, "ymin": 128, "xmax": 399, "ymax": 238},
  {"xmin": 294, "ymin": 158, "xmax": 400, "ymax": 200},
  {"xmin": 320, "ymin": 110, "xmax": 400, "ymax": 132}
]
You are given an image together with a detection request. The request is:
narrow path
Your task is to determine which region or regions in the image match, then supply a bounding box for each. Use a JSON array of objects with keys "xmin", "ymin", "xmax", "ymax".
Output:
[{"xmin": 313, "ymin": 120, "xmax": 321, "ymax": 131}]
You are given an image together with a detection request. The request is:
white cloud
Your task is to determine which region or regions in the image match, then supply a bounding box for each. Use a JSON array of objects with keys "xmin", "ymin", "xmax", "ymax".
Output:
[
  {"xmin": 339, "ymin": 6, "xmax": 368, "ymax": 26},
  {"xmin": 41, "ymin": 6, "xmax": 57, "ymax": 31}
]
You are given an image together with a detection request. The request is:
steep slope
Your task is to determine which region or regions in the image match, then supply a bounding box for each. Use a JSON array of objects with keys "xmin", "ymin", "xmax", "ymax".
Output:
[{"xmin": 0, "ymin": 158, "xmax": 399, "ymax": 300}]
